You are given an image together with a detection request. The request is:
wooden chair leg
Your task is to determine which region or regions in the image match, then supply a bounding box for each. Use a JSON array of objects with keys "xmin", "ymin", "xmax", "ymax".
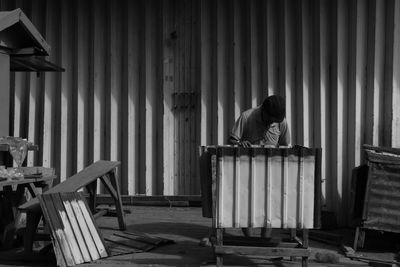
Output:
[
  {"xmin": 24, "ymin": 211, "xmax": 42, "ymax": 253},
  {"xmin": 107, "ymin": 171, "xmax": 126, "ymax": 230},
  {"xmin": 302, "ymin": 229, "xmax": 309, "ymax": 267},
  {"xmin": 290, "ymin": 229, "xmax": 297, "ymax": 261},
  {"xmin": 261, "ymin": 227, "xmax": 272, "ymax": 238},
  {"xmin": 353, "ymin": 227, "xmax": 360, "ymax": 251},
  {"xmin": 216, "ymin": 228, "xmax": 223, "ymax": 267}
]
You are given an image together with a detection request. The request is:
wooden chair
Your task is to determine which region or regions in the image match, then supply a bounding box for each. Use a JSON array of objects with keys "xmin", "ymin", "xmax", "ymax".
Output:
[{"xmin": 19, "ymin": 160, "xmax": 126, "ymax": 252}]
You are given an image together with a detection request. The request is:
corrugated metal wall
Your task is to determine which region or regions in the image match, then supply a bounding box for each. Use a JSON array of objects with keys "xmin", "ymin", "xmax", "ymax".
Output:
[{"xmin": 4, "ymin": 0, "xmax": 400, "ymax": 224}]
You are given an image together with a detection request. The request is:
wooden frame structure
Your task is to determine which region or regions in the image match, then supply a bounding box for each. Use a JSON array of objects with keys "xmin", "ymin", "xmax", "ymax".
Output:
[
  {"xmin": 19, "ymin": 160, "xmax": 125, "ymax": 252},
  {"xmin": 200, "ymin": 146, "xmax": 322, "ymax": 267}
]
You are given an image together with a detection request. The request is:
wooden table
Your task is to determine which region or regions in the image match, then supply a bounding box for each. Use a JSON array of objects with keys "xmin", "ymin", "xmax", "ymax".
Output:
[{"xmin": 0, "ymin": 174, "xmax": 56, "ymax": 248}]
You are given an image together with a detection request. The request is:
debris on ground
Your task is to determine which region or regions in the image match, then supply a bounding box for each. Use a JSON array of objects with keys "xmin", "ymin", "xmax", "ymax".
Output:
[{"xmin": 104, "ymin": 230, "xmax": 174, "ymax": 256}]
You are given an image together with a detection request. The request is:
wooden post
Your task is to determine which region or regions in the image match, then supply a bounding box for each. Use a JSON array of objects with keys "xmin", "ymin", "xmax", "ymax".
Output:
[
  {"xmin": 216, "ymin": 228, "xmax": 223, "ymax": 267},
  {"xmin": 0, "ymin": 52, "xmax": 10, "ymax": 137}
]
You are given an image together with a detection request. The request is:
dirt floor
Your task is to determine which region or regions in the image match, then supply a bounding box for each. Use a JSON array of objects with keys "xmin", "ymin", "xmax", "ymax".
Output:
[{"xmin": 0, "ymin": 205, "xmax": 399, "ymax": 266}]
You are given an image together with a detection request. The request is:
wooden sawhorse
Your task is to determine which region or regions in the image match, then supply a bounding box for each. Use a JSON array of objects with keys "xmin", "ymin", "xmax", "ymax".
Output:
[{"xmin": 19, "ymin": 160, "xmax": 126, "ymax": 252}]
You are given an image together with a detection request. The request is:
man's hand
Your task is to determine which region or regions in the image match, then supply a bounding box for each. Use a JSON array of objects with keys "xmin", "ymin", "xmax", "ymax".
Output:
[{"xmin": 240, "ymin": 140, "xmax": 252, "ymax": 148}]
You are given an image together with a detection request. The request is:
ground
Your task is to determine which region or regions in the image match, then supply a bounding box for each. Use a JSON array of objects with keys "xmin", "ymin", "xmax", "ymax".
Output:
[{"xmin": 0, "ymin": 205, "xmax": 398, "ymax": 266}]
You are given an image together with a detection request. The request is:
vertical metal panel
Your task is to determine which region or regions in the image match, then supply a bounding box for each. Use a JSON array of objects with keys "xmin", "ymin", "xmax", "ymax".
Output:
[{"xmin": 5, "ymin": 0, "xmax": 400, "ymax": 225}]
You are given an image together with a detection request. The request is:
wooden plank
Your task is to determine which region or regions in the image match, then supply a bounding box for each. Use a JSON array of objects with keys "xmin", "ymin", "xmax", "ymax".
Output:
[
  {"xmin": 38, "ymin": 194, "xmax": 74, "ymax": 267},
  {"xmin": 123, "ymin": 231, "xmax": 167, "ymax": 245},
  {"xmin": 77, "ymin": 193, "xmax": 108, "ymax": 258},
  {"xmin": 266, "ymin": 149, "xmax": 272, "ymax": 227},
  {"xmin": 298, "ymin": 149, "xmax": 304, "ymax": 228},
  {"xmin": 104, "ymin": 235, "xmax": 142, "ymax": 252},
  {"xmin": 112, "ymin": 233, "xmax": 155, "ymax": 251},
  {"xmin": 93, "ymin": 209, "xmax": 108, "ymax": 220},
  {"xmin": 234, "ymin": 149, "xmax": 239, "ymax": 227},
  {"xmin": 51, "ymin": 193, "xmax": 85, "ymax": 264},
  {"xmin": 68, "ymin": 193, "xmax": 101, "ymax": 260},
  {"xmin": 282, "ymin": 150, "xmax": 288, "ymax": 228},
  {"xmin": 19, "ymin": 161, "xmax": 120, "ymax": 211},
  {"xmin": 215, "ymin": 245, "xmax": 310, "ymax": 257},
  {"xmin": 100, "ymin": 174, "xmax": 118, "ymax": 201},
  {"xmin": 61, "ymin": 192, "xmax": 91, "ymax": 262}
]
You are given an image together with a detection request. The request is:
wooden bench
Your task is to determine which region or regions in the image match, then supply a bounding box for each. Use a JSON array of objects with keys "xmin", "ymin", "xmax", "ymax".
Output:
[{"xmin": 19, "ymin": 160, "xmax": 126, "ymax": 252}]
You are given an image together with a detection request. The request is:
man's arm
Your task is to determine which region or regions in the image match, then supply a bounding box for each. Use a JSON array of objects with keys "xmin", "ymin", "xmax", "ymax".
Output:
[
  {"xmin": 278, "ymin": 119, "xmax": 290, "ymax": 146},
  {"xmin": 228, "ymin": 114, "xmax": 252, "ymax": 147}
]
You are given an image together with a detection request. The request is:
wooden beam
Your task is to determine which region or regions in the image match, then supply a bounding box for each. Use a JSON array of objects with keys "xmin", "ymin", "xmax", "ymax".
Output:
[{"xmin": 215, "ymin": 245, "xmax": 310, "ymax": 257}]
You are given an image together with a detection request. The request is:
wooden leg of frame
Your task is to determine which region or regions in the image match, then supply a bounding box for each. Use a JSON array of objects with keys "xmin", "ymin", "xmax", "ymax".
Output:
[
  {"xmin": 216, "ymin": 228, "xmax": 223, "ymax": 267},
  {"xmin": 290, "ymin": 229, "xmax": 297, "ymax": 261},
  {"xmin": 302, "ymin": 229, "xmax": 309, "ymax": 267},
  {"xmin": 24, "ymin": 211, "xmax": 42, "ymax": 253}
]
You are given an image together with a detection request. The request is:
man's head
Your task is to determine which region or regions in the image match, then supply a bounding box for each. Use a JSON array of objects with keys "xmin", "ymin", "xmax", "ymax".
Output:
[{"xmin": 261, "ymin": 95, "xmax": 286, "ymax": 125}]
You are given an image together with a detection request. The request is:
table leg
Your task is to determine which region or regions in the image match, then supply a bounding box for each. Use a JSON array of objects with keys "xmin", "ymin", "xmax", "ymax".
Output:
[{"xmin": 24, "ymin": 210, "xmax": 42, "ymax": 253}]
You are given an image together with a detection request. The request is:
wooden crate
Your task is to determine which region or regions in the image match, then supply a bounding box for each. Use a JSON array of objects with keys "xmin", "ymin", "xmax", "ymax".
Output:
[
  {"xmin": 354, "ymin": 145, "xmax": 400, "ymax": 250},
  {"xmin": 199, "ymin": 145, "xmax": 322, "ymax": 267},
  {"xmin": 200, "ymin": 146, "xmax": 322, "ymax": 228}
]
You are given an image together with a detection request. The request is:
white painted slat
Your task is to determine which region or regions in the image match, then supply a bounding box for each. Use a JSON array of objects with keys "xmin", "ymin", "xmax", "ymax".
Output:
[
  {"xmin": 77, "ymin": 194, "xmax": 108, "ymax": 258},
  {"xmin": 39, "ymin": 194, "xmax": 75, "ymax": 267},
  {"xmin": 62, "ymin": 194, "xmax": 91, "ymax": 262},
  {"xmin": 234, "ymin": 150, "xmax": 239, "ymax": 227},
  {"xmin": 52, "ymin": 193, "xmax": 85, "ymax": 264},
  {"xmin": 68, "ymin": 193, "xmax": 100, "ymax": 261}
]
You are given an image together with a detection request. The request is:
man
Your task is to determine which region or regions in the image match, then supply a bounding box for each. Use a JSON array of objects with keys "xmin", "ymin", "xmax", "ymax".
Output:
[
  {"xmin": 229, "ymin": 95, "xmax": 290, "ymax": 237},
  {"xmin": 229, "ymin": 95, "xmax": 290, "ymax": 147}
]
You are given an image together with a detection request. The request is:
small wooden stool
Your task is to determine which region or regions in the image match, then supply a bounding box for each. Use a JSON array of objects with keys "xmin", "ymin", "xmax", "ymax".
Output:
[{"xmin": 19, "ymin": 160, "xmax": 126, "ymax": 252}]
